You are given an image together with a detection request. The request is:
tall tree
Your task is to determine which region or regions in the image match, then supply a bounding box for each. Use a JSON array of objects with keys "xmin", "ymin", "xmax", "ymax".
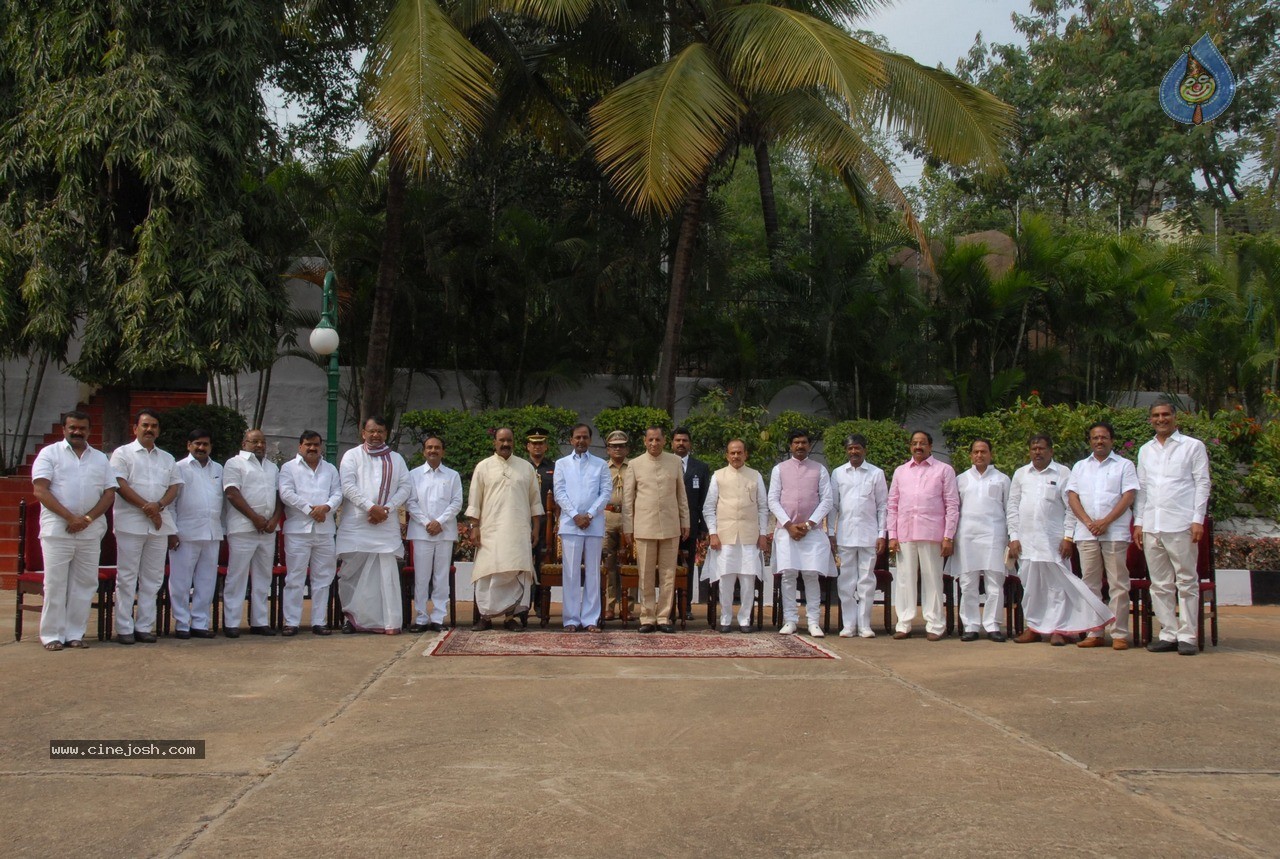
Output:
[{"xmin": 588, "ymin": 0, "xmax": 1016, "ymax": 412}]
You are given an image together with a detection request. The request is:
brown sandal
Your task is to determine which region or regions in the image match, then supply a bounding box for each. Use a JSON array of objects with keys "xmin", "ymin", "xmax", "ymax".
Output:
[
  {"xmin": 43, "ymin": 642, "xmax": 63, "ymax": 651},
  {"xmin": 65, "ymin": 640, "xmax": 88, "ymax": 649},
  {"xmin": 502, "ymin": 617, "xmax": 522, "ymax": 631}
]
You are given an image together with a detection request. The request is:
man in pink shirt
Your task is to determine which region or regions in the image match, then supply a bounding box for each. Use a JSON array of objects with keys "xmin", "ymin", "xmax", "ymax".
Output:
[{"xmin": 887, "ymin": 430, "xmax": 959, "ymax": 640}]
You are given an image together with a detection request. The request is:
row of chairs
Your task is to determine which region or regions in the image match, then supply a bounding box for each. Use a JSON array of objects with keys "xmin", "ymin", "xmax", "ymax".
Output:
[{"xmin": 15, "ymin": 499, "xmax": 460, "ymax": 641}]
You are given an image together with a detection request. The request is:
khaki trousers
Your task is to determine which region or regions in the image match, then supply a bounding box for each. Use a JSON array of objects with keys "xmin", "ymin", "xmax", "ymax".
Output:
[
  {"xmin": 602, "ymin": 525, "xmax": 623, "ymax": 613},
  {"xmin": 636, "ymin": 536, "xmax": 678, "ymax": 625},
  {"xmin": 1077, "ymin": 539, "xmax": 1130, "ymax": 639}
]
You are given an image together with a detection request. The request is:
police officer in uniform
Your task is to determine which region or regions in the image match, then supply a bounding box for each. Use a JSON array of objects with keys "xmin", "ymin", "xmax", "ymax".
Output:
[
  {"xmin": 601, "ymin": 430, "xmax": 631, "ymax": 621},
  {"xmin": 526, "ymin": 427, "xmax": 557, "ymax": 625}
]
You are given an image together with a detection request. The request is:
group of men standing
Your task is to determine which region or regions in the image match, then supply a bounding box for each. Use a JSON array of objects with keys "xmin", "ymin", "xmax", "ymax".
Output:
[{"xmin": 30, "ymin": 401, "xmax": 1212, "ymax": 654}]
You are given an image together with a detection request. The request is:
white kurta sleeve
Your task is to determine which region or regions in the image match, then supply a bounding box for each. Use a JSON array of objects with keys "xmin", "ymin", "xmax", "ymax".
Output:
[{"xmin": 702, "ymin": 474, "xmax": 720, "ymax": 535}]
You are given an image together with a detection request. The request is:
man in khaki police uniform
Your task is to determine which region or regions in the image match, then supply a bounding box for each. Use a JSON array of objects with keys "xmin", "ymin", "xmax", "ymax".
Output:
[{"xmin": 601, "ymin": 430, "xmax": 630, "ymax": 620}]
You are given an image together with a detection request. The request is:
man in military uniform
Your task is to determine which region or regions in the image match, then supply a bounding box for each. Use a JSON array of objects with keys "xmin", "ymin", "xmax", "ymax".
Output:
[
  {"xmin": 601, "ymin": 430, "xmax": 630, "ymax": 621},
  {"xmin": 526, "ymin": 427, "xmax": 556, "ymax": 625}
]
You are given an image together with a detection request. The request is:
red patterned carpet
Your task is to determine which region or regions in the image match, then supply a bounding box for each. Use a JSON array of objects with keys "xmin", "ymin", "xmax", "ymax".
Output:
[{"xmin": 427, "ymin": 628, "xmax": 838, "ymax": 659}]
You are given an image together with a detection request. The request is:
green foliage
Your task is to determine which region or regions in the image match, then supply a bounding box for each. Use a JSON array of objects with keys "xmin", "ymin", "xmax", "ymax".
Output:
[
  {"xmin": 679, "ymin": 389, "xmax": 773, "ymax": 473},
  {"xmin": 591, "ymin": 407, "xmax": 673, "ymax": 448},
  {"xmin": 822, "ymin": 421, "xmax": 912, "ymax": 478},
  {"xmin": 399, "ymin": 405, "xmax": 578, "ymax": 492},
  {"xmin": 942, "ymin": 396, "xmax": 1252, "ymax": 519},
  {"xmin": 156, "ymin": 405, "xmax": 248, "ymax": 465}
]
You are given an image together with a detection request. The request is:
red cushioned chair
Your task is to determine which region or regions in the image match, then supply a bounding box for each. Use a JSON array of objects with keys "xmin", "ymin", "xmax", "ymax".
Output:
[
  {"xmin": 1197, "ymin": 515, "xmax": 1217, "ymax": 651},
  {"xmin": 1125, "ymin": 534, "xmax": 1151, "ymax": 645},
  {"xmin": 269, "ymin": 530, "xmax": 288, "ymax": 629}
]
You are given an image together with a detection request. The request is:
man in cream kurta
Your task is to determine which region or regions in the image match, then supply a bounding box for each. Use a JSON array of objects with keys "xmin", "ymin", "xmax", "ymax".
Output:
[
  {"xmin": 622, "ymin": 426, "xmax": 690, "ymax": 633},
  {"xmin": 553, "ymin": 424, "xmax": 612, "ymax": 632},
  {"xmin": 405, "ymin": 434, "xmax": 463, "ymax": 632},
  {"xmin": 467, "ymin": 427, "xmax": 544, "ymax": 630},
  {"xmin": 336, "ymin": 417, "xmax": 411, "ymax": 634},
  {"xmin": 952, "ymin": 438, "xmax": 1012, "ymax": 641},
  {"xmin": 828, "ymin": 434, "xmax": 888, "ymax": 639},
  {"xmin": 702, "ymin": 439, "xmax": 768, "ymax": 633},
  {"xmin": 111, "ymin": 409, "xmax": 183, "ymax": 644},
  {"xmin": 1010, "ymin": 434, "xmax": 1113, "ymax": 645}
]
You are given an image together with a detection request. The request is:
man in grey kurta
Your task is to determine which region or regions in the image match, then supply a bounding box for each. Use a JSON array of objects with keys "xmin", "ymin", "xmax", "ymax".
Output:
[{"xmin": 466, "ymin": 427, "xmax": 544, "ymax": 631}]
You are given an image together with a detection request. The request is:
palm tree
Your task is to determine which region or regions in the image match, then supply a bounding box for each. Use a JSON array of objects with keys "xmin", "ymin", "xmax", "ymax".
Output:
[{"xmin": 587, "ymin": 0, "xmax": 1017, "ymax": 412}]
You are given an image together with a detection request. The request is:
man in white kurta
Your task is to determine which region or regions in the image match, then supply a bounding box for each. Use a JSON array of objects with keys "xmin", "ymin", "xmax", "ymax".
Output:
[
  {"xmin": 1010, "ymin": 435, "xmax": 1113, "ymax": 645},
  {"xmin": 1067, "ymin": 421, "xmax": 1139, "ymax": 650},
  {"xmin": 168, "ymin": 429, "xmax": 224, "ymax": 639},
  {"xmin": 952, "ymin": 438, "xmax": 1011, "ymax": 642},
  {"xmin": 769, "ymin": 429, "xmax": 835, "ymax": 637},
  {"xmin": 553, "ymin": 424, "xmax": 612, "ymax": 632},
  {"xmin": 223, "ymin": 429, "xmax": 281, "ymax": 637},
  {"xmin": 828, "ymin": 434, "xmax": 887, "ymax": 639},
  {"xmin": 336, "ymin": 417, "xmax": 411, "ymax": 634},
  {"xmin": 703, "ymin": 439, "xmax": 769, "ymax": 633},
  {"xmin": 1135, "ymin": 401, "xmax": 1211, "ymax": 655},
  {"xmin": 467, "ymin": 428, "xmax": 544, "ymax": 630},
  {"xmin": 278, "ymin": 430, "xmax": 342, "ymax": 635},
  {"xmin": 30, "ymin": 411, "xmax": 116, "ymax": 650},
  {"xmin": 405, "ymin": 434, "xmax": 463, "ymax": 632},
  {"xmin": 111, "ymin": 409, "xmax": 183, "ymax": 644}
]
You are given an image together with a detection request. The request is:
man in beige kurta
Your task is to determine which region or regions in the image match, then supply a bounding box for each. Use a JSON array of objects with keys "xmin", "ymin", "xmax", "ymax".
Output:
[
  {"xmin": 622, "ymin": 426, "xmax": 690, "ymax": 632},
  {"xmin": 466, "ymin": 428, "xmax": 544, "ymax": 631}
]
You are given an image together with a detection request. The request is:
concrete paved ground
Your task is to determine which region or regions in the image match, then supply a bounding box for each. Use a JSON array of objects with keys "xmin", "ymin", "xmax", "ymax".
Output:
[{"xmin": 3, "ymin": 597, "xmax": 1278, "ymax": 858}]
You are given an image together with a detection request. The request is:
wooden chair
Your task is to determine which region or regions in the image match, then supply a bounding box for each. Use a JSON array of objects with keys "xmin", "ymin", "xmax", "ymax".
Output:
[
  {"xmin": 268, "ymin": 530, "xmax": 289, "ymax": 630},
  {"xmin": 1196, "ymin": 515, "xmax": 1218, "ymax": 650},
  {"xmin": 1125, "ymin": 535, "xmax": 1152, "ymax": 645}
]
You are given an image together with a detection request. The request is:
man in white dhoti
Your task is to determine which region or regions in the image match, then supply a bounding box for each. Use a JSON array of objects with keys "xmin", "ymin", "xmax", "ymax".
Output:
[
  {"xmin": 336, "ymin": 416, "xmax": 411, "ymax": 635},
  {"xmin": 704, "ymin": 439, "xmax": 769, "ymax": 633},
  {"xmin": 168, "ymin": 429, "xmax": 223, "ymax": 639},
  {"xmin": 1135, "ymin": 400, "xmax": 1211, "ymax": 656},
  {"xmin": 828, "ymin": 434, "xmax": 887, "ymax": 639},
  {"xmin": 1067, "ymin": 422, "xmax": 1139, "ymax": 650},
  {"xmin": 952, "ymin": 438, "xmax": 1012, "ymax": 642},
  {"xmin": 769, "ymin": 429, "xmax": 835, "ymax": 638},
  {"xmin": 278, "ymin": 430, "xmax": 342, "ymax": 636},
  {"xmin": 30, "ymin": 410, "xmax": 116, "ymax": 650},
  {"xmin": 467, "ymin": 427, "xmax": 544, "ymax": 631},
  {"xmin": 1010, "ymin": 434, "xmax": 1113, "ymax": 645},
  {"xmin": 111, "ymin": 409, "xmax": 183, "ymax": 644},
  {"xmin": 553, "ymin": 424, "xmax": 612, "ymax": 632},
  {"xmin": 405, "ymin": 434, "xmax": 463, "ymax": 633},
  {"xmin": 223, "ymin": 428, "xmax": 281, "ymax": 637}
]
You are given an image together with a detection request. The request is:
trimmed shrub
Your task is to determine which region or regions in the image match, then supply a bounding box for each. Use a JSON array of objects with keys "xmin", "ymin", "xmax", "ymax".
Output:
[
  {"xmin": 400, "ymin": 406, "xmax": 578, "ymax": 489},
  {"xmin": 822, "ymin": 420, "xmax": 912, "ymax": 480},
  {"xmin": 157, "ymin": 404, "xmax": 248, "ymax": 464},
  {"xmin": 591, "ymin": 407, "xmax": 673, "ymax": 448}
]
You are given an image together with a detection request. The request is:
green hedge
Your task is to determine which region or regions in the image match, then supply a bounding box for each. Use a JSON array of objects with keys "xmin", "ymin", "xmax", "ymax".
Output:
[
  {"xmin": 822, "ymin": 420, "xmax": 912, "ymax": 479},
  {"xmin": 591, "ymin": 407, "xmax": 672, "ymax": 448},
  {"xmin": 400, "ymin": 405, "xmax": 578, "ymax": 493},
  {"xmin": 941, "ymin": 395, "xmax": 1255, "ymax": 520},
  {"xmin": 157, "ymin": 404, "xmax": 248, "ymax": 464}
]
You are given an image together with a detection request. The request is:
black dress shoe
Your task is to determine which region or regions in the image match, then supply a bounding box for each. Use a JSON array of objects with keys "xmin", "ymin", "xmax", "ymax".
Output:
[
  {"xmin": 224, "ymin": 628, "xmax": 241, "ymax": 639},
  {"xmin": 175, "ymin": 630, "xmax": 192, "ymax": 640},
  {"xmin": 657, "ymin": 623, "xmax": 676, "ymax": 634},
  {"xmin": 190, "ymin": 629, "xmax": 215, "ymax": 639},
  {"xmin": 638, "ymin": 624, "xmax": 657, "ymax": 633},
  {"xmin": 312, "ymin": 625, "xmax": 332, "ymax": 636},
  {"xmin": 281, "ymin": 626, "xmax": 299, "ymax": 637},
  {"xmin": 407, "ymin": 623, "xmax": 430, "ymax": 633},
  {"xmin": 115, "ymin": 633, "xmax": 136, "ymax": 645},
  {"xmin": 1177, "ymin": 642, "xmax": 1198, "ymax": 656},
  {"xmin": 961, "ymin": 631, "xmax": 979, "ymax": 642},
  {"xmin": 427, "ymin": 622, "xmax": 443, "ymax": 632},
  {"xmin": 718, "ymin": 624, "xmax": 732, "ymax": 634},
  {"xmin": 517, "ymin": 610, "xmax": 530, "ymax": 629},
  {"xmin": 470, "ymin": 617, "xmax": 493, "ymax": 632},
  {"xmin": 987, "ymin": 631, "xmax": 1007, "ymax": 642},
  {"xmin": 135, "ymin": 631, "xmax": 157, "ymax": 643},
  {"xmin": 341, "ymin": 620, "xmax": 356, "ymax": 634},
  {"xmin": 1146, "ymin": 639, "xmax": 1178, "ymax": 653},
  {"xmin": 250, "ymin": 626, "xmax": 277, "ymax": 637}
]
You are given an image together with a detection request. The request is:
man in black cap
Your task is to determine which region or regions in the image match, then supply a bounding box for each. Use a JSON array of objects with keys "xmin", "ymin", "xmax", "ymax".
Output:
[{"xmin": 526, "ymin": 427, "xmax": 556, "ymax": 624}]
